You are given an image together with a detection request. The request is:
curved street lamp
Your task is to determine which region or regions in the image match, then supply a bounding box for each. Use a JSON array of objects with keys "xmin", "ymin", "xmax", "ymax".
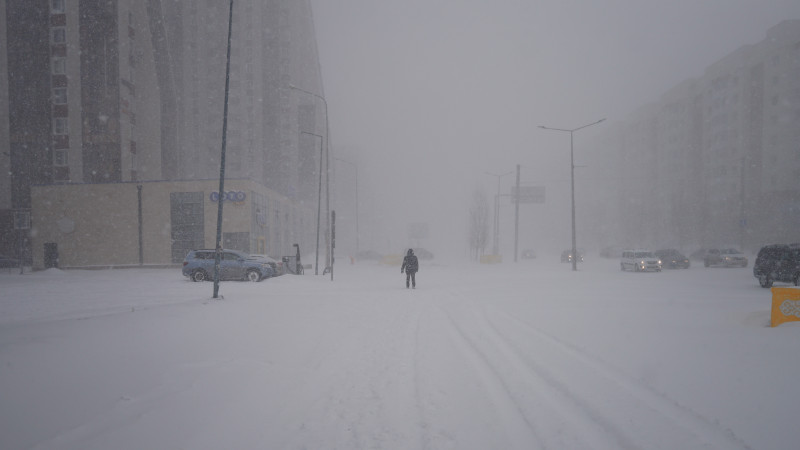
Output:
[
  {"xmin": 538, "ymin": 118, "xmax": 605, "ymax": 272},
  {"xmin": 289, "ymin": 84, "xmax": 330, "ymax": 276}
]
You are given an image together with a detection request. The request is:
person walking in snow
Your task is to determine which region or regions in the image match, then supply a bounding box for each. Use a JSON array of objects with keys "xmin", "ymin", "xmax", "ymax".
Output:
[{"xmin": 401, "ymin": 248, "xmax": 419, "ymax": 289}]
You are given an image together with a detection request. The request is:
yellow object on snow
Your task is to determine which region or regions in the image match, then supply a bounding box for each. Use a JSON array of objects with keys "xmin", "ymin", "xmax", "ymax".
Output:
[{"xmin": 771, "ymin": 286, "xmax": 800, "ymax": 327}]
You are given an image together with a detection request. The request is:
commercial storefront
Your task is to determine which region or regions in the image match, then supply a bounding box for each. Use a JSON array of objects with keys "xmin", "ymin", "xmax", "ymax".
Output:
[{"xmin": 30, "ymin": 179, "xmax": 314, "ymax": 270}]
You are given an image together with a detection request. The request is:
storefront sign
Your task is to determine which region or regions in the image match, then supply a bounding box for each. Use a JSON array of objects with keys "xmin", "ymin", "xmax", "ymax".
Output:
[{"xmin": 210, "ymin": 191, "xmax": 247, "ymax": 203}]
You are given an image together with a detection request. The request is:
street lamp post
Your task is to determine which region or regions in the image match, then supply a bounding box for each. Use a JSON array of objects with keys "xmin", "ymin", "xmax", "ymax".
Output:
[
  {"xmin": 484, "ymin": 170, "xmax": 513, "ymax": 256},
  {"xmin": 213, "ymin": 0, "xmax": 234, "ymax": 298},
  {"xmin": 289, "ymin": 84, "xmax": 330, "ymax": 275},
  {"xmin": 539, "ymin": 118, "xmax": 605, "ymax": 272},
  {"xmin": 302, "ymin": 132, "xmax": 324, "ymax": 274},
  {"xmin": 334, "ymin": 157, "xmax": 359, "ymax": 255}
]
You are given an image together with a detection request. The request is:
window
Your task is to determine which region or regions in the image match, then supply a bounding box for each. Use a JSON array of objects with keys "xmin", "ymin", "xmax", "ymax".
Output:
[
  {"xmin": 170, "ymin": 192, "xmax": 205, "ymax": 263},
  {"xmin": 52, "ymin": 87, "xmax": 67, "ymax": 104},
  {"xmin": 51, "ymin": 0, "xmax": 65, "ymax": 13},
  {"xmin": 53, "ymin": 117, "xmax": 67, "ymax": 134},
  {"xmin": 51, "ymin": 27, "xmax": 66, "ymax": 44},
  {"xmin": 52, "ymin": 57, "xmax": 66, "ymax": 75},
  {"xmin": 54, "ymin": 149, "xmax": 68, "ymax": 166}
]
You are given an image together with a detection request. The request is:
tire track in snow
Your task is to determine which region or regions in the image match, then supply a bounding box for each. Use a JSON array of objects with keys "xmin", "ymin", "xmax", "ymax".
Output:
[
  {"xmin": 434, "ymin": 300, "xmax": 549, "ymax": 449},
  {"xmin": 446, "ymin": 302, "xmax": 638, "ymax": 449},
  {"xmin": 275, "ymin": 291, "xmax": 424, "ymax": 449},
  {"xmin": 478, "ymin": 305, "xmax": 753, "ymax": 450}
]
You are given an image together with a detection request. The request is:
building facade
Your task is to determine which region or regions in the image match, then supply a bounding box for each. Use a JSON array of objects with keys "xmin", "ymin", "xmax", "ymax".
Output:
[
  {"xmin": 30, "ymin": 179, "xmax": 312, "ymax": 269},
  {"xmin": 588, "ymin": 20, "xmax": 800, "ymax": 252},
  {"xmin": 1, "ymin": 0, "xmax": 329, "ymax": 267}
]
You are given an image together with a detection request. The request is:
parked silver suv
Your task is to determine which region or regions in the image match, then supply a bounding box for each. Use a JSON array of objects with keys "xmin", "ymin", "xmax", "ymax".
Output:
[{"xmin": 182, "ymin": 249, "xmax": 275, "ymax": 282}]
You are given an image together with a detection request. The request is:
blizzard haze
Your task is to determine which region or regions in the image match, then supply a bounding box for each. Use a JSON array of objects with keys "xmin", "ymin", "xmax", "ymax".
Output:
[
  {"xmin": 2, "ymin": 260, "xmax": 798, "ymax": 449},
  {"xmin": 312, "ymin": 0, "xmax": 800, "ymax": 257}
]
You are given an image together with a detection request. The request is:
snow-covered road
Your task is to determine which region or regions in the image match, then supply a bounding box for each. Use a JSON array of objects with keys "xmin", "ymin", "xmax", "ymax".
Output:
[{"xmin": 1, "ymin": 256, "xmax": 796, "ymax": 449}]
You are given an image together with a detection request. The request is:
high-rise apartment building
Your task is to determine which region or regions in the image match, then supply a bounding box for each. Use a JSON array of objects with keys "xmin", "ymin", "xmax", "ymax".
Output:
[
  {"xmin": 588, "ymin": 20, "xmax": 800, "ymax": 251},
  {"xmin": 0, "ymin": 0, "xmax": 328, "ymax": 265}
]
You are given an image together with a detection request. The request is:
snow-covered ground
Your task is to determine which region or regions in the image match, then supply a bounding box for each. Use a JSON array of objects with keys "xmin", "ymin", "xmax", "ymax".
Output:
[{"xmin": 1, "ymin": 255, "xmax": 797, "ymax": 449}]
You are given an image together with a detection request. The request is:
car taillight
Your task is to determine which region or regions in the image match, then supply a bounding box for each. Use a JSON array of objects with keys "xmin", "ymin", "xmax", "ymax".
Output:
[{"xmin": 183, "ymin": 261, "xmax": 188, "ymax": 266}]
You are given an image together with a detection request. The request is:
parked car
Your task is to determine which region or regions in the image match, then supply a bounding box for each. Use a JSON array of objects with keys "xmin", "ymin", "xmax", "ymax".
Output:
[
  {"xmin": 654, "ymin": 249, "xmax": 690, "ymax": 269},
  {"xmin": 703, "ymin": 248, "xmax": 748, "ymax": 268},
  {"xmin": 182, "ymin": 249, "xmax": 275, "ymax": 282},
  {"xmin": 247, "ymin": 254, "xmax": 283, "ymax": 275},
  {"xmin": 620, "ymin": 249, "xmax": 662, "ymax": 272},
  {"xmin": 561, "ymin": 249, "xmax": 584, "ymax": 263},
  {"xmin": 0, "ymin": 254, "xmax": 20, "ymax": 269},
  {"xmin": 753, "ymin": 244, "xmax": 800, "ymax": 288},
  {"xmin": 521, "ymin": 249, "xmax": 537, "ymax": 259}
]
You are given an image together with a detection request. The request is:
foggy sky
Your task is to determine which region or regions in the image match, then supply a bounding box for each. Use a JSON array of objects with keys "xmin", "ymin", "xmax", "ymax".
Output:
[{"xmin": 311, "ymin": 0, "xmax": 800, "ymax": 258}]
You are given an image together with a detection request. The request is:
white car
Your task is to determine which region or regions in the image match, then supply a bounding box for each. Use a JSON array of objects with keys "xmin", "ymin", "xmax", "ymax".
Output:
[{"xmin": 621, "ymin": 249, "xmax": 662, "ymax": 272}]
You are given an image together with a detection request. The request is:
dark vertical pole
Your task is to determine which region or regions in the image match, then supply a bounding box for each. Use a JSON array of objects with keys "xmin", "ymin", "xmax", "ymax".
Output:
[
  {"xmin": 331, "ymin": 210, "xmax": 335, "ymax": 281},
  {"xmin": 213, "ymin": 0, "xmax": 234, "ymax": 299},
  {"xmin": 137, "ymin": 184, "xmax": 143, "ymax": 265},
  {"xmin": 495, "ymin": 179, "xmax": 500, "ymax": 255},
  {"xmin": 315, "ymin": 141, "xmax": 323, "ymax": 274},
  {"xmin": 570, "ymin": 131, "xmax": 577, "ymax": 272},
  {"xmin": 514, "ymin": 164, "xmax": 520, "ymax": 262},
  {"xmin": 326, "ymin": 136, "xmax": 331, "ymax": 273},
  {"xmin": 739, "ymin": 156, "xmax": 746, "ymax": 251},
  {"xmin": 17, "ymin": 229, "xmax": 22, "ymax": 275},
  {"xmin": 354, "ymin": 166, "xmax": 359, "ymax": 255},
  {"xmin": 492, "ymin": 180, "xmax": 497, "ymax": 255}
]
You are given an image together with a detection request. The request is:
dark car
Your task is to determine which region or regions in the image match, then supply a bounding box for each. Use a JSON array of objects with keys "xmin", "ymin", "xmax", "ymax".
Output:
[
  {"xmin": 0, "ymin": 254, "xmax": 20, "ymax": 269},
  {"xmin": 704, "ymin": 248, "xmax": 748, "ymax": 268},
  {"xmin": 561, "ymin": 249, "xmax": 583, "ymax": 263},
  {"xmin": 182, "ymin": 249, "xmax": 275, "ymax": 282},
  {"xmin": 654, "ymin": 249, "xmax": 690, "ymax": 269},
  {"xmin": 753, "ymin": 244, "xmax": 800, "ymax": 288}
]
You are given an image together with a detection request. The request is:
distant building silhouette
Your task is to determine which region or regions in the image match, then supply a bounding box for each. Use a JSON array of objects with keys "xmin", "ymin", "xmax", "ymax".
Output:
[{"xmin": 587, "ymin": 20, "xmax": 800, "ymax": 251}]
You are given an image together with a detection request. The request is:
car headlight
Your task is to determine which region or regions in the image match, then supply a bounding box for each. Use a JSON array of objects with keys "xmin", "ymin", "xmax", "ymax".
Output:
[{"xmin": 658, "ymin": 260, "xmax": 662, "ymax": 265}]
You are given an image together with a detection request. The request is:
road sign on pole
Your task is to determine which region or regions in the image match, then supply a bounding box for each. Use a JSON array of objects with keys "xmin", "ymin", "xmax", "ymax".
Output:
[{"xmin": 511, "ymin": 186, "xmax": 546, "ymax": 204}]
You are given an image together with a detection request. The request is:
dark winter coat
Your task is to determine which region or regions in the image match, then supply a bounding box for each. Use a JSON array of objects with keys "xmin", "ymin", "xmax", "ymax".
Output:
[{"xmin": 401, "ymin": 250, "xmax": 419, "ymax": 273}]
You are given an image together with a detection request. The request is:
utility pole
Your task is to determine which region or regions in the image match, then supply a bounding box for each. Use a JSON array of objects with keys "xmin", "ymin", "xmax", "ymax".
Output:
[
  {"xmin": 484, "ymin": 171, "xmax": 512, "ymax": 256},
  {"xmin": 514, "ymin": 164, "xmax": 520, "ymax": 263},
  {"xmin": 212, "ymin": 0, "xmax": 234, "ymax": 298}
]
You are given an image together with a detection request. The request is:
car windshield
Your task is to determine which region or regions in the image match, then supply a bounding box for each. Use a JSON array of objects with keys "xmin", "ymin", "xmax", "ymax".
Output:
[
  {"xmin": 721, "ymin": 249, "xmax": 741, "ymax": 254},
  {"xmin": 635, "ymin": 252, "xmax": 654, "ymax": 258}
]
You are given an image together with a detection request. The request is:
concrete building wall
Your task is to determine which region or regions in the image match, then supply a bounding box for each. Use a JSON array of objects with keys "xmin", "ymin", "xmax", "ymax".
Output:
[
  {"xmin": 596, "ymin": 20, "xmax": 800, "ymax": 251},
  {"xmin": 0, "ymin": 0, "xmax": 10, "ymax": 210},
  {"xmin": 117, "ymin": 1, "xmax": 160, "ymax": 182},
  {"xmin": 30, "ymin": 179, "xmax": 312, "ymax": 270}
]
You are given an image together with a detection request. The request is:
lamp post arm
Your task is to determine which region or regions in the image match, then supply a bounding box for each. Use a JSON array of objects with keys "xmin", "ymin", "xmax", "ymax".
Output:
[{"xmin": 538, "ymin": 117, "xmax": 605, "ymax": 272}]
